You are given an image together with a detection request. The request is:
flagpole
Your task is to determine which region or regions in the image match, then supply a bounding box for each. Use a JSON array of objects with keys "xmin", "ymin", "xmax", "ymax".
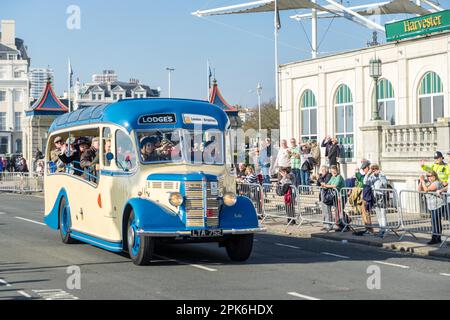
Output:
[
  {"xmin": 274, "ymin": 0, "xmax": 279, "ymax": 110},
  {"xmin": 207, "ymin": 59, "xmax": 210, "ymax": 101},
  {"xmin": 68, "ymin": 58, "xmax": 71, "ymax": 112}
]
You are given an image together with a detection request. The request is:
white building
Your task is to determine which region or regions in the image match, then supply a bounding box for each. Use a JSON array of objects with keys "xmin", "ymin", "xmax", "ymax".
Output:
[
  {"xmin": 0, "ymin": 20, "xmax": 29, "ymax": 156},
  {"xmin": 76, "ymin": 77, "xmax": 160, "ymax": 109},
  {"xmin": 92, "ymin": 70, "xmax": 117, "ymax": 84},
  {"xmin": 30, "ymin": 68, "xmax": 54, "ymax": 100},
  {"xmin": 279, "ymin": 28, "xmax": 450, "ymax": 190}
]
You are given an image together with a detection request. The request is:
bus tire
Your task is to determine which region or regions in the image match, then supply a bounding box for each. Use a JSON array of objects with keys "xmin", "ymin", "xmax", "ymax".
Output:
[
  {"xmin": 127, "ymin": 210, "xmax": 154, "ymax": 266},
  {"xmin": 225, "ymin": 234, "xmax": 254, "ymax": 262},
  {"xmin": 59, "ymin": 197, "xmax": 76, "ymax": 244}
]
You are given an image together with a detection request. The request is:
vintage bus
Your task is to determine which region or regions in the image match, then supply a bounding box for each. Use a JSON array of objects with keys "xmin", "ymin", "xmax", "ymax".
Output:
[{"xmin": 43, "ymin": 98, "xmax": 264, "ymax": 265}]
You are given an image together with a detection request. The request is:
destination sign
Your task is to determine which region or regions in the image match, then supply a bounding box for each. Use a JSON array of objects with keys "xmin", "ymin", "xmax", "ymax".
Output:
[
  {"xmin": 183, "ymin": 114, "xmax": 218, "ymax": 126},
  {"xmin": 138, "ymin": 113, "xmax": 176, "ymax": 125}
]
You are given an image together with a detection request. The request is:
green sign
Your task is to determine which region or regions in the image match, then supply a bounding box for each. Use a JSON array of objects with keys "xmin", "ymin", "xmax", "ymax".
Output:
[{"xmin": 385, "ymin": 10, "xmax": 450, "ymax": 42}]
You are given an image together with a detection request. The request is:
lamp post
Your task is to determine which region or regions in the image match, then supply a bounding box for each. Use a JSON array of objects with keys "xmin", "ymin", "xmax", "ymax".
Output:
[
  {"xmin": 369, "ymin": 57, "xmax": 382, "ymax": 121},
  {"xmin": 166, "ymin": 67, "xmax": 175, "ymax": 98},
  {"xmin": 256, "ymin": 83, "xmax": 262, "ymax": 147}
]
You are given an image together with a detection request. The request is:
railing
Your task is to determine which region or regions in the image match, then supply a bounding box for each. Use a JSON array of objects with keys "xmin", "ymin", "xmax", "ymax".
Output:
[
  {"xmin": 0, "ymin": 172, "xmax": 44, "ymax": 193},
  {"xmin": 383, "ymin": 124, "xmax": 437, "ymax": 156}
]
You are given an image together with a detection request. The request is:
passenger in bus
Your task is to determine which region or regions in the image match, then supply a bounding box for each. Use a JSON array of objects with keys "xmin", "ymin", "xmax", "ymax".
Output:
[
  {"xmin": 50, "ymin": 136, "xmax": 66, "ymax": 172},
  {"xmin": 140, "ymin": 136, "xmax": 160, "ymax": 162},
  {"xmin": 80, "ymin": 137, "xmax": 100, "ymax": 182},
  {"xmin": 103, "ymin": 138, "xmax": 112, "ymax": 166},
  {"xmin": 59, "ymin": 137, "xmax": 89, "ymax": 176}
]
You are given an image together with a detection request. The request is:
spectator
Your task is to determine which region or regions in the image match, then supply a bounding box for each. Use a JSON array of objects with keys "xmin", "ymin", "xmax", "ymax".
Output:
[
  {"xmin": 274, "ymin": 139, "xmax": 291, "ymax": 175},
  {"xmin": 321, "ymin": 165, "xmax": 346, "ymax": 231},
  {"xmin": 299, "ymin": 143, "xmax": 313, "ymax": 188},
  {"xmin": 0, "ymin": 156, "xmax": 3, "ymax": 173},
  {"xmin": 364, "ymin": 164, "xmax": 388, "ymax": 237},
  {"xmin": 288, "ymin": 138, "xmax": 301, "ymax": 186},
  {"xmin": 317, "ymin": 165, "xmax": 333, "ymax": 231},
  {"xmin": 236, "ymin": 162, "xmax": 247, "ymax": 183},
  {"xmin": 244, "ymin": 166, "xmax": 258, "ymax": 184},
  {"xmin": 420, "ymin": 151, "xmax": 449, "ymax": 186},
  {"xmin": 36, "ymin": 160, "xmax": 45, "ymax": 176},
  {"xmin": 257, "ymin": 146, "xmax": 271, "ymax": 185},
  {"xmin": 310, "ymin": 141, "xmax": 321, "ymax": 174},
  {"xmin": 279, "ymin": 167, "xmax": 296, "ymax": 225},
  {"xmin": 16, "ymin": 157, "xmax": 28, "ymax": 173},
  {"xmin": 321, "ymin": 136, "xmax": 333, "ymax": 165},
  {"xmin": 418, "ymin": 170, "xmax": 446, "ymax": 245},
  {"xmin": 328, "ymin": 138, "xmax": 340, "ymax": 167},
  {"xmin": 352, "ymin": 160, "xmax": 374, "ymax": 235}
]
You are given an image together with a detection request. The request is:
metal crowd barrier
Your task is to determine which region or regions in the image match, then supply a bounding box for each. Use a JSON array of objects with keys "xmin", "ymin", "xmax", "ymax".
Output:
[
  {"xmin": 339, "ymin": 187, "xmax": 401, "ymax": 236},
  {"xmin": 399, "ymin": 190, "xmax": 450, "ymax": 247},
  {"xmin": 236, "ymin": 183, "xmax": 263, "ymax": 217},
  {"xmin": 0, "ymin": 172, "xmax": 44, "ymax": 193},
  {"xmin": 296, "ymin": 185, "xmax": 339, "ymax": 231},
  {"xmin": 260, "ymin": 183, "xmax": 298, "ymax": 229}
]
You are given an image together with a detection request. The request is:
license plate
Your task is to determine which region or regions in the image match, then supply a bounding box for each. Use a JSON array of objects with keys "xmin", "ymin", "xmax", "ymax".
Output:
[{"xmin": 191, "ymin": 229, "xmax": 223, "ymax": 237}]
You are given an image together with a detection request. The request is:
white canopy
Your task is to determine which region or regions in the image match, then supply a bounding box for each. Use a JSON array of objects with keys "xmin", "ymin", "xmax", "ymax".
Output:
[{"xmin": 356, "ymin": 0, "xmax": 430, "ymax": 16}]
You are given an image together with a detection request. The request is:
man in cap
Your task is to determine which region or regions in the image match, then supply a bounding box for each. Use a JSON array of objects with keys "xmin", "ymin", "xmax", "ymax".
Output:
[
  {"xmin": 50, "ymin": 136, "xmax": 66, "ymax": 172},
  {"xmin": 351, "ymin": 159, "xmax": 374, "ymax": 235},
  {"xmin": 420, "ymin": 151, "xmax": 449, "ymax": 185}
]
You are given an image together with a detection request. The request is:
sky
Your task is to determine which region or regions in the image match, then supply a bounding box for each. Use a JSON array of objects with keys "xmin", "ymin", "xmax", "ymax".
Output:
[{"xmin": 0, "ymin": 0, "xmax": 433, "ymax": 107}]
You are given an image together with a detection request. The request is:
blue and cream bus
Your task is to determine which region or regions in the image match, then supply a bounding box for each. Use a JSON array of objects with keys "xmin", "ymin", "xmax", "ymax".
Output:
[{"xmin": 44, "ymin": 98, "xmax": 264, "ymax": 265}]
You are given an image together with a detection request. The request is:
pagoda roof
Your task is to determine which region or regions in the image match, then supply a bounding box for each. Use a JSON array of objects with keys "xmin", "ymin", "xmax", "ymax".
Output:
[
  {"xmin": 26, "ymin": 80, "xmax": 68, "ymax": 116},
  {"xmin": 209, "ymin": 79, "xmax": 236, "ymax": 112}
]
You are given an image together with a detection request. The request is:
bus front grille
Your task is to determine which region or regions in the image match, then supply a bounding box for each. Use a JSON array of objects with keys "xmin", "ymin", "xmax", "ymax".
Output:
[{"xmin": 184, "ymin": 181, "xmax": 219, "ymax": 228}]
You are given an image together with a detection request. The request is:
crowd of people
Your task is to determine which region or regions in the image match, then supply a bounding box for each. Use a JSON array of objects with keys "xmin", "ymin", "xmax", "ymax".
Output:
[
  {"xmin": 236, "ymin": 136, "xmax": 450, "ymax": 246},
  {"xmin": 0, "ymin": 154, "xmax": 29, "ymax": 174}
]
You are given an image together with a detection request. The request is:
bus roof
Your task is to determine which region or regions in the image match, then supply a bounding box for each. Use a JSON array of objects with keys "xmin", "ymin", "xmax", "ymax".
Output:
[{"xmin": 48, "ymin": 98, "xmax": 231, "ymax": 134}]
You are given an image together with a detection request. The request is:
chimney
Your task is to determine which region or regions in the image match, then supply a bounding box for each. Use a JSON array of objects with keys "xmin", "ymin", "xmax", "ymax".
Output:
[{"xmin": 1, "ymin": 20, "xmax": 16, "ymax": 49}]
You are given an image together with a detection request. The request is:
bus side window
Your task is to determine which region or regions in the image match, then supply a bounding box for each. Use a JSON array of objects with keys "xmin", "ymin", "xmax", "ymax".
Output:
[
  {"xmin": 115, "ymin": 130, "xmax": 136, "ymax": 171},
  {"xmin": 102, "ymin": 127, "xmax": 112, "ymax": 167}
]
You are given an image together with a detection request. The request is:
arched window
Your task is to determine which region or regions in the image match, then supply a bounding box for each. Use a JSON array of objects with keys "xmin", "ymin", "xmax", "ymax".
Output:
[
  {"xmin": 419, "ymin": 72, "xmax": 444, "ymax": 123},
  {"xmin": 300, "ymin": 89, "xmax": 317, "ymax": 142},
  {"xmin": 377, "ymin": 79, "xmax": 395, "ymax": 125},
  {"xmin": 334, "ymin": 84, "xmax": 354, "ymax": 159}
]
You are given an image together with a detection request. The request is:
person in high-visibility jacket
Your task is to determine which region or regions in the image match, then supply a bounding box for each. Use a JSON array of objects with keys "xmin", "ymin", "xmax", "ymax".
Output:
[{"xmin": 420, "ymin": 151, "xmax": 449, "ymax": 185}]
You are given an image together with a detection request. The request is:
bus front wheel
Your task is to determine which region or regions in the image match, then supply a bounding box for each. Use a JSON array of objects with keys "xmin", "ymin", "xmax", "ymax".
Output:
[
  {"xmin": 225, "ymin": 234, "xmax": 254, "ymax": 262},
  {"xmin": 59, "ymin": 197, "xmax": 76, "ymax": 244},
  {"xmin": 127, "ymin": 210, "xmax": 154, "ymax": 266}
]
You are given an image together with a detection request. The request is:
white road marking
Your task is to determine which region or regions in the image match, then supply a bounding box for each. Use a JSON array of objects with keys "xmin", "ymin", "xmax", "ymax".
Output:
[
  {"xmin": 17, "ymin": 291, "xmax": 32, "ymax": 298},
  {"xmin": 14, "ymin": 216, "xmax": 46, "ymax": 226},
  {"xmin": 321, "ymin": 252, "xmax": 350, "ymax": 259},
  {"xmin": 373, "ymin": 261, "xmax": 410, "ymax": 269},
  {"xmin": 0, "ymin": 279, "xmax": 12, "ymax": 287},
  {"xmin": 32, "ymin": 289, "xmax": 79, "ymax": 300},
  {"xmin": 287, "ymin": 292, "xmax": 321, "ymax": 300},
  {"xmin": 154, "ymin": 254, "xmax": 217, "ymax": 272},
  {"xmin": 0, "ymin": 212, "xmax": 6, "ymax": 215},
  {"xmin": 440, "ymin": 273, "xmax": 450, "ymax": 277},
  {"xmin": 275, "ymin": 243, "xmax": 300, "ymax": 249}
]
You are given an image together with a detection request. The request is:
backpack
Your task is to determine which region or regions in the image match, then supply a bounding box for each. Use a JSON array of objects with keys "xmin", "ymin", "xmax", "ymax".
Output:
[{"xmin": 321, "ymin": 188, "xmax": 335, "ymax": 206}]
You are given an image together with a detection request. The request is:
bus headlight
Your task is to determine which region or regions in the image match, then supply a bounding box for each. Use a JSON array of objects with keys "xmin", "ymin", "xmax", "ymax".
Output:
[
  {"xmin": 223, "ymin": 192, "xmax": 237, "ymax": 206},
  {"xmin": 169, "ymin": 192, "xmax": 184, "ymax": 207}
]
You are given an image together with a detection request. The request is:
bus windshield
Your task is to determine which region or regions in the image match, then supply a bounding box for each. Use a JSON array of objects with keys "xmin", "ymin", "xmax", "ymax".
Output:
[{"xmin": 136, "ymin": 129, "xmax": 224, "ymax": 165}]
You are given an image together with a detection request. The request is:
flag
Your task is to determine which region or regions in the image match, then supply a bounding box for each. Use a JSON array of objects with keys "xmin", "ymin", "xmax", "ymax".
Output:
[{"xmin": 275, "ymin": 0, "xmax": 281, "ymax": 30}]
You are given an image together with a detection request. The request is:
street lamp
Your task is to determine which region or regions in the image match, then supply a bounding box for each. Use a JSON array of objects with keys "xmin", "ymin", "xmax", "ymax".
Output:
[
  {"xmin": 166, "ymin": 67, "xmax": 175, "ymax": 98},
  {"xmin": 369, "ymin": 57, "xmax": 382, "ymax": 121},
  {"xmin": 256, "ymin": 83, "xmax": 262, "ymax": 147}
]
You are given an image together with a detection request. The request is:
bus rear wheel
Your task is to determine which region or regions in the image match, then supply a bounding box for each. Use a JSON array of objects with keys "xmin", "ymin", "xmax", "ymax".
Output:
[
  {"xmin": 225, "ymin": 234, "xmax": 254, "ymax": 262},
  {"xmin": 127, "ymin": 210, "xmax": 154, "ymax": 266},
  {"xmin": 59, "ymin": 197, "xmax": 76, "ymax": 244}
]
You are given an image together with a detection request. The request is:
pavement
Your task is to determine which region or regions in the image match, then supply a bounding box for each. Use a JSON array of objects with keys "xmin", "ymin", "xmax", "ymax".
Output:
[
  {"xmin": 0, "ymin": 193, "xmax": 450, "ymax": 300},
  {"xmin": 264, "ymin": 220, "xmax": 450, "ymax": 260}
]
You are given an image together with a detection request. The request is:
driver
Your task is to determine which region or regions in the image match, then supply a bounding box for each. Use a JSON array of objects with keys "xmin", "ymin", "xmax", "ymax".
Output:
[{"xmin": 140, "ymin": 136, "xmax": 160, "ymax": 162}]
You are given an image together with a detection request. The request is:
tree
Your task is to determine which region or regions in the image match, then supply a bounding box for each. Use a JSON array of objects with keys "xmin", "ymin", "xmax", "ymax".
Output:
[{"xmin": 242, "ymin": 99, "xmax": 279, "ymax": 132}]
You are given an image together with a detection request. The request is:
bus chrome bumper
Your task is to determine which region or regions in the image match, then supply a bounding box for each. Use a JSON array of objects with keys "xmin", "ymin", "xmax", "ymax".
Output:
[{"xmin": 136, "ymin": 227, "xmax": 266, "ymax": 237}]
